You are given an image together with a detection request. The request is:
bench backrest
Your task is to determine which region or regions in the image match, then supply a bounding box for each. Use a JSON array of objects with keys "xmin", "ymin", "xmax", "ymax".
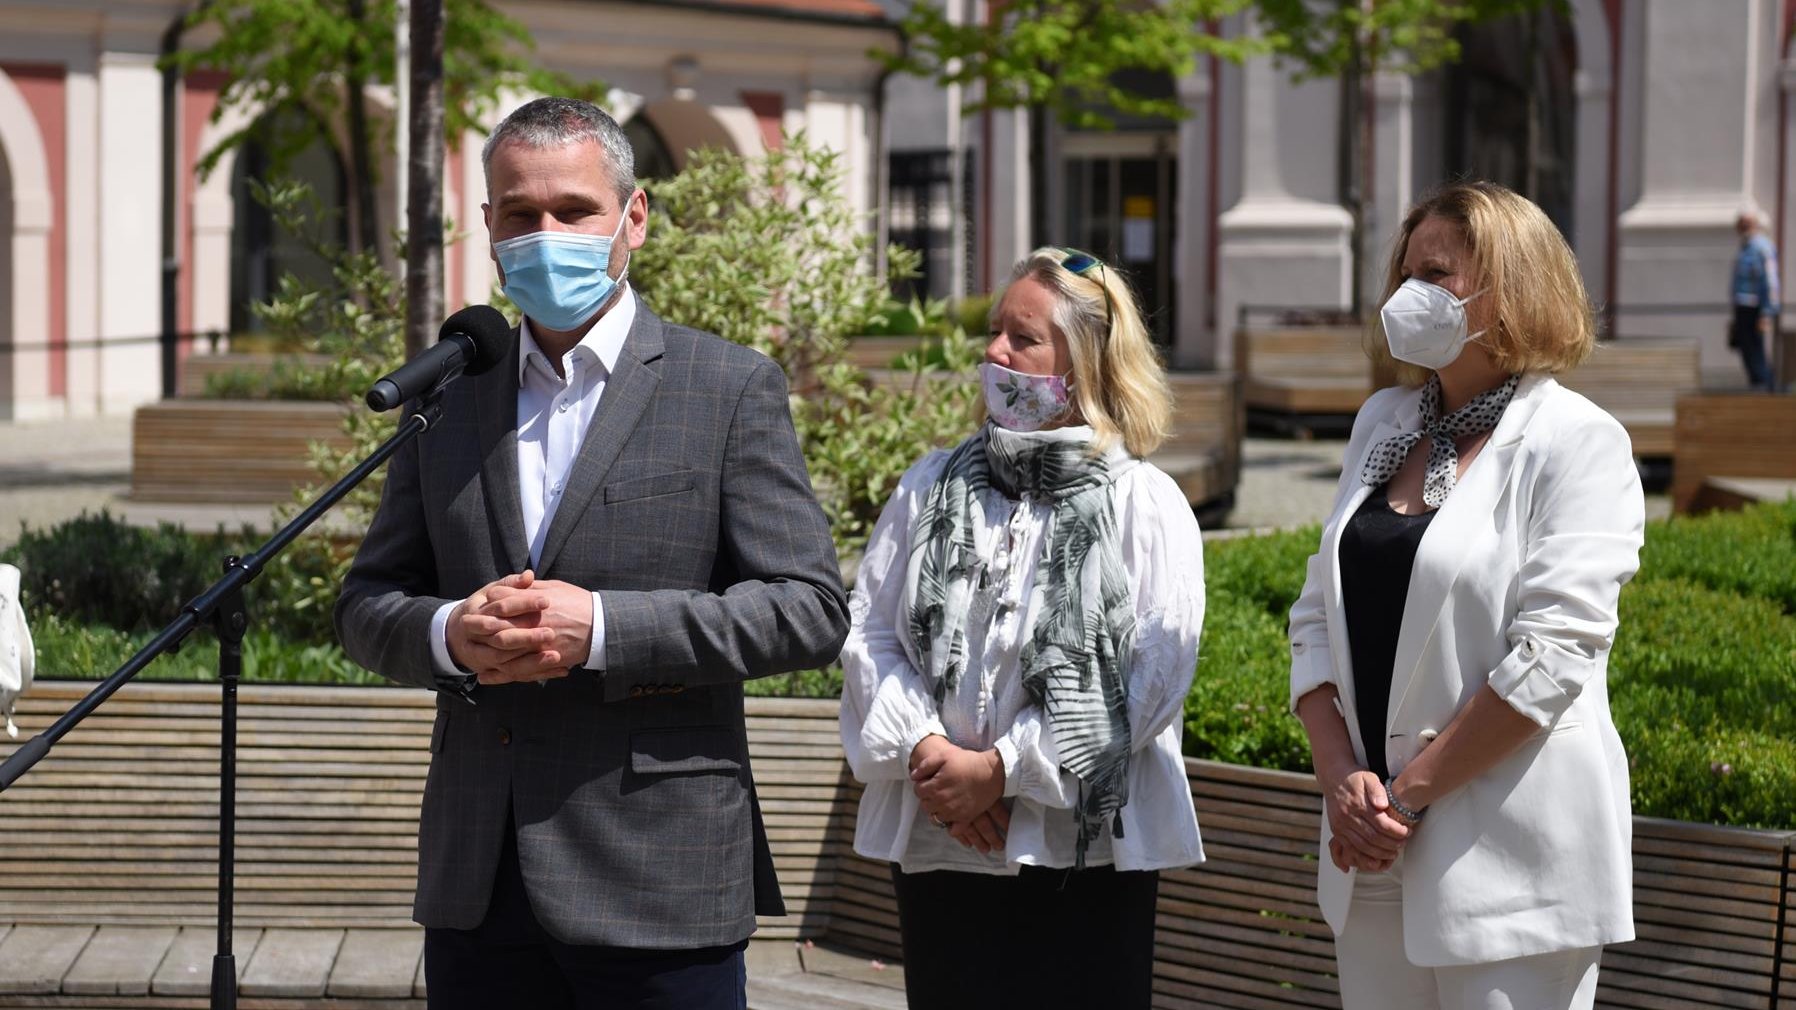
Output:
[
  {"xmin": 1235, "ymin": 327, "xmax": 1369, "ymax": 381},
  {"xmin": 1559, "ymin": 338, "xmax": 1702, "ymax": 416},
  {"xmin": 1672, "ymin": 393, "xmax": 1796, "ymax": 512},
  {"xmin": 131, "ymin": 400, "xmax": 353, "ymax": 505}
]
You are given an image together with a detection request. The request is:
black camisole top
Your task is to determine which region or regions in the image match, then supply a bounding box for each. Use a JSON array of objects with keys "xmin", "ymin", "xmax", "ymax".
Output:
[{"xmin": 1337, "ymin": 482, "xmax": 1437, "ymax": 780}]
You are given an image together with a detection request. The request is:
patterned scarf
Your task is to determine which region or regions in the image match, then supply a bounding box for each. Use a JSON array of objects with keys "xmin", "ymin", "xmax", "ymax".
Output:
[
  {"xmin": 1360, "ymin": 374, "xmax": 1519, "ymax": 507},
  {"xmin": 901, "ymin": 424, "xmax": 1138, "ymax": 867}
]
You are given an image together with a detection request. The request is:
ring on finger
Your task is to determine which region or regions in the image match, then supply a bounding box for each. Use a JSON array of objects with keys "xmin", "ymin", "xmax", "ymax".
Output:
[{"xmin": 930, "ymin": 813, "xmax": 947, "ymax": 829}]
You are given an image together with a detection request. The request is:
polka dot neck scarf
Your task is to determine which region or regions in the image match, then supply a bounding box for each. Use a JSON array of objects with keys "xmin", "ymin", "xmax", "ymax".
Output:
[{"xmin": 1360, "ymin": 374, "xmax": 1520, "ymax": 508}]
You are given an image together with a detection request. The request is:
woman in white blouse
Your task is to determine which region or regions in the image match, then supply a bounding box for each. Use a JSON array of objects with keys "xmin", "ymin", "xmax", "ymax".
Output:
[
  {"xmin": 1289, "ymin": 182, "xmax": 1644, "ymax": 1009},
  {"xmin": 840, "ymin": 248, "xmax": 1205, "ymax": 1009}
]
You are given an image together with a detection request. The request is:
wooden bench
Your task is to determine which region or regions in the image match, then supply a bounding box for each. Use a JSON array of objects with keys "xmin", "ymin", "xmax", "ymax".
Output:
[
  {"xmin": 7, "ymin": 688, "xmax": 1792, "ymax": 1009},
  {"xmin": 132, "ymin": 400, "xmax": 354, "ymax": 505},
  {"xmin": 1234, "ymin": 326, "xmax": 1388, "ymax": 430},
  {"xmin": 1671, "ymin": 393, "xmax": 1796, "ymax": 513},
  {"xmin": 1557, "ymin": 339, "xmax": 1701, "ymax": 459}
]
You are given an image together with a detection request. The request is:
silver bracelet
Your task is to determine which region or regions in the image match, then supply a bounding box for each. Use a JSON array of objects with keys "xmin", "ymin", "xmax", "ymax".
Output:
[{"xmin": 1384, "ymin": 778, "xmax": 1426, "ymax": 824}]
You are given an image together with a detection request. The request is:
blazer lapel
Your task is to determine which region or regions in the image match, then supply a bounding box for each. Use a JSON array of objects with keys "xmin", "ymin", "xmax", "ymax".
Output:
[
  {"xmin": 475, "ymin": 333, "xmax": 530, "ymax": 574},
  {"xmin": 1384, "ymin": 373, "xmax": 1556, "ymax": 735},
  {"xmin": 535, "ymin": 307, "xmax": 667, "ymax": 575}
]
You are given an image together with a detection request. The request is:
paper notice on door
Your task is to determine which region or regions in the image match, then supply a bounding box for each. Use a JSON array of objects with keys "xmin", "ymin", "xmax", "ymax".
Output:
[
  {"xmin": 1122, "ymin": 218, "xmax": 1154, "ymax": 262},
  {"xmin": 1122, "ymin": 196, "xmax": 1155, "ymax": 262}
]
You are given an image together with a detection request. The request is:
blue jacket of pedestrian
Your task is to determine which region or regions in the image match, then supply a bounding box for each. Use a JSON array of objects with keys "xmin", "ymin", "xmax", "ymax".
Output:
[{"xmin": 1732, "ymin": 232, "xmax": 1781, "ymax": 317}]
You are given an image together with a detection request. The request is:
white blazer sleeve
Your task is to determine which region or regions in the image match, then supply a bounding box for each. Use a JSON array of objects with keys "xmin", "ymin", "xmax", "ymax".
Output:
[
  {"xmin": 1288, "ymin": 388, "xmax": 1404, "ymax": 710},
  {"xmin": 1486, "ymin": 412, "xmax": 1644, "ymax": 726},
  {"xmin": 994, "ymin": 467, "xmax": 1206, "ymax": 808},
  {"xmin": 839, "ymin": 453, "xmax": 949, "ymax": 784}
]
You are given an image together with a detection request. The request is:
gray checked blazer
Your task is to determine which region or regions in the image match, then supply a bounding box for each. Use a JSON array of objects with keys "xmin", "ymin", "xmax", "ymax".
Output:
[{"xmin": 334, "ymin": 301, "xmax": 849, "ymax": 949}]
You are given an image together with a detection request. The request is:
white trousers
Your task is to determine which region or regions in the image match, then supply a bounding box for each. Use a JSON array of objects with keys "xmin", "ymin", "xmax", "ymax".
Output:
[{"xmin": 1334, "ymin": 868, "xmax": 1602, "ymax": 1010}]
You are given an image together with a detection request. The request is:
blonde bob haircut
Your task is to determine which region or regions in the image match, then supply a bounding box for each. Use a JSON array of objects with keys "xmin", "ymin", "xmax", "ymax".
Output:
[
  {"xmin": 996, "ymin": 248, "xmax": 1173, "ymax": 457},
  {"xmin": 1370, "ymin": 181, "xmax": 1596, "ymax": 387}
]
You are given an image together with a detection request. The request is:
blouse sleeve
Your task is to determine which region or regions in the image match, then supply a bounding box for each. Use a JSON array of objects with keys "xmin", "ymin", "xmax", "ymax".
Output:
[
  {"xmin": 1486, "ymin": 410, "xmax": 1644, "ymax": 726},
  {"xmin": 993, "ymin": 465, "xmax": 1207, "ymax": 808},
  {"xmin": 839, "ymin": 452, "xmax": 950, "ymax": 784}
]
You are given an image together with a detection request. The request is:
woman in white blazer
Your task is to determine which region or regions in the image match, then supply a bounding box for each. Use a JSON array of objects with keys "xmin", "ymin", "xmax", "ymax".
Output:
[{"xmin": 1288, "ymin": 182, "xmax": 1645, "ymax": 1010}]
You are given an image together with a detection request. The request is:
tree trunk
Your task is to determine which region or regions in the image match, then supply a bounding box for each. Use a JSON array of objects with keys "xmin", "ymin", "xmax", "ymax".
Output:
[
  {"xmin": 405, "ymin": 0, "xmax": 446, "ymax": 360},
  {"xmin": 345, "ymin": 0, "xmax": 381, "ymax": 261},
  {"xmin": 1029, "ymin": 102, "xmax": 1050, "ymax": 251}
]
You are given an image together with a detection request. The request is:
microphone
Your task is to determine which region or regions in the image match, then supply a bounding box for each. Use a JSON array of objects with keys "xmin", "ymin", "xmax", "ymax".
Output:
[{"xmin": 364, "ymin": 305, "xmax": 513, "ymax": 411}]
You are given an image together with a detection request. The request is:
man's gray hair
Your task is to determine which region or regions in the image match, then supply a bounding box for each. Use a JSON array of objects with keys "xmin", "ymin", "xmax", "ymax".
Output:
[{"xmin": 482, "ymin": 97, "xmax": 637, "ymax": 203}]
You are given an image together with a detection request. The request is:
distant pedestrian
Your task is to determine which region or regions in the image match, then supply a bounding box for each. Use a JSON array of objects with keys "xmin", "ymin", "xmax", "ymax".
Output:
[{"xmin": 1730, "ymin": 209, "xmax": 1779, "ymax": 390}]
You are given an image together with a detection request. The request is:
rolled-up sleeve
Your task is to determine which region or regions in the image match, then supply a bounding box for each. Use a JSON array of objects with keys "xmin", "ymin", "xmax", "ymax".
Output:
[{"xmin": 1487, "ymin": 416, "xmax": 1644, "ymax": 726}]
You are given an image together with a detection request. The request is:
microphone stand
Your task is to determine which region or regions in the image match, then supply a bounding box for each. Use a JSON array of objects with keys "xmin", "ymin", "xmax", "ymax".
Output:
[{"xmin": 0, "ymin": 391, "xmax": 447, "ymax": 1010}]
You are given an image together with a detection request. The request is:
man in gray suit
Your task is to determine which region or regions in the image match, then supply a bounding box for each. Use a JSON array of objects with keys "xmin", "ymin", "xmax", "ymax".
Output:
[{"xmin": 335, "ymin": 97, "xmax": 849, "ymax": 1009}]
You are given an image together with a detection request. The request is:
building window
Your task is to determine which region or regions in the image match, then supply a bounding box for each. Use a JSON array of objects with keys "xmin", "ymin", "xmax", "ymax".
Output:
[{"xmin": 889, "ymin": 149, "xmax": 971, "ymax": 303}]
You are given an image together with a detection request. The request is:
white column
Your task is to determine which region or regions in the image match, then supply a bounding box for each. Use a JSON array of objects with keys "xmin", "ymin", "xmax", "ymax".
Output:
[
  {"xmin": 984, "ymin": 107, "xmax": 1031, "ymax": 285},
  {"xmin": 1614, "ymin": 0, "xmax": 1781, "ymax": 378},
  {"xmin": 63, "ymin": 57, "xmax": 100, "ymax": 417},
  {"xmin": 1214, "ymin": 42, "xmax": 1352, "ymax": 370},
  {"xmin": 0, "ymin": 66, "xmax": 54, "ymax": 420},
  {"xmin": 1366, "ymin": 71, "xmax": 1414, "ymax": 302},
  {"xmin": 459, "ymin": 132, "xmax": 495, "ymax": 310},
  {"xmin": 96, "ymin": 47, "xmax": 163, "ymax": 414},
  {"xmin": 1570, "ymin": 0, "xmax": 1613, "ymax": 310},
  {"xmin": 802, "ymin": 86, "xmax": 871, "ymax": 222},
  {"xmin": 1171, "ymin": 65, "xmax": 1212, "ymax": 369}
]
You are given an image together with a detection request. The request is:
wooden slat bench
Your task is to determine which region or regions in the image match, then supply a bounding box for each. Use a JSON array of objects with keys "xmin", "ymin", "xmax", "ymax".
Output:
[
  {"xmin": 1558, "ymin": 338, "xmax": 1701, "ymax": 459},
  {"xmin": 132, "ymin": 400, "xmax": 354, "ymax": 505},
  {"xmin": 1234, "ymin": 326, "xmax": 1389, "ymax": 432},
  {"xmin": 0, "ymin": 684, "xmax": 864, "ymax": 1008},
  {"xmin": 1671, "ymin": 393, "xmax": 1796, "ymax": 513},
  {"xmin": 5, "ymin": 687, "xmax": 1792, "ymax": 1008}
]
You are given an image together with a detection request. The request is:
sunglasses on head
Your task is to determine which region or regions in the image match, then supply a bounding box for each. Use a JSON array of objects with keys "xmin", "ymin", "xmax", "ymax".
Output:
[{"xmin": 1059, "ymin": 249, "xmax": 1115, "ymax": 332}]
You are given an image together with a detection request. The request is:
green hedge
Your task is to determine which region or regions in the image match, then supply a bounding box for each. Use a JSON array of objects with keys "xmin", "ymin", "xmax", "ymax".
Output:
[
  {"xmin": 11, "ymin": 501, "xmax": 1794, "ymax": 829},
  {"xmin": 1187, "ymin": 500, "xmax": 1796, "ymax": 830}
]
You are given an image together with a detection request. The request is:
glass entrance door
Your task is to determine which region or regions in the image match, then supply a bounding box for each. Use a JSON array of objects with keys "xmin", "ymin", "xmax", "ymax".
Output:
[{"xmin": 1060, "ymin": 133, "xmax": 1177, "ymax": 346}]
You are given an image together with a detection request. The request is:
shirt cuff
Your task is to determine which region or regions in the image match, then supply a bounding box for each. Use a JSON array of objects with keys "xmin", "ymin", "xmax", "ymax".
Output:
[
  {"xmin": 1288, "ymin": 639, "xmax": 1336, "ymax": 713},
  {"xmin": 1486, "ymin": 636, "xmax": 1574, "ymax": 728},
  {"xmin": 993, "ymin": 734, "xmax": 1022, "ymax": 798},
  {"xmin": 585, "ymin": 591, "xmax": 606, "ymax": 671},
  {"xmin": 429, "ymin": 601, "xmax": 462, "ymax": 675},
  {"xmin": 901, "ymin": 717, "xmax": 948, "ymax": 774}
]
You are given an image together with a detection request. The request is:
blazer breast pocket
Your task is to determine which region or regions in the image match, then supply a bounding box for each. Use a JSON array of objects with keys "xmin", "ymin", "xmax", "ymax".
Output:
[{"xmin": 604, "ymin": 469, "xmax": 695, "ymax": 505}]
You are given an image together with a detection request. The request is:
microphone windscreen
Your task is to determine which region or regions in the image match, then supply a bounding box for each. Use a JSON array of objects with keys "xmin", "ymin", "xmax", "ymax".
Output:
[{"xmin": 440, "ymin": 305, "xmax": 513, "ymax": 377}]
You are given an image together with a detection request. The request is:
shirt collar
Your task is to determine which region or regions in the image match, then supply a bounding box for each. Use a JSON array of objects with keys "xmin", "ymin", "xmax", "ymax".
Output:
[{"xmin": 517, "ymin": 284, "xmax": 636, "ymax": 387}]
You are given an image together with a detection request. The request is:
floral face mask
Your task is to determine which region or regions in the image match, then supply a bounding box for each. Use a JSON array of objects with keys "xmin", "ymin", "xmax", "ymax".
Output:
[{"xmin": 980, "ymin": 361, "xmax": 1075, "ymax": 431}]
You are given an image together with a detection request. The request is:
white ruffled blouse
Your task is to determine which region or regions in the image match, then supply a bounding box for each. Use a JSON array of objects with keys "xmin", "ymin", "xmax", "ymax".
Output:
[{"xmin": 839, "ymin": 435, "xmax": 1207, "ymax": 874}]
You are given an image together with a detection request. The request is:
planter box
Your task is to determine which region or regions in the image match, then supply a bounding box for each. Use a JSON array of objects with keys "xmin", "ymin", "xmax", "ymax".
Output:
[
  {"xmin": 1673, "ymin": 393, "xmax": 1796, "ymax": 513},
  {"xmin": 131, "ymin": 399, "xmax": 354, "ymax": 505}
]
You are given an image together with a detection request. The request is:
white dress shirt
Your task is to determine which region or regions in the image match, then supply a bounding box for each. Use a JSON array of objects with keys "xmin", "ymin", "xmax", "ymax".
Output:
[
  {"xmin": 840, "ymin": 434, "xmax": 1207, "ymax": 874},
  {"xmin": 428, "ymin": 289, "xmax": 637, "ymax": 675}
]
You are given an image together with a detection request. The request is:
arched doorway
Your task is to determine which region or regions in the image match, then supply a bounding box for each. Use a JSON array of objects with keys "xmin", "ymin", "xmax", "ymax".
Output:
[
  {"xmin": 1441, "ymin": 7, "xmax": 1579, "ymax": 235},
  {"xmin": 228, "ymin": 108, "xmax": 350, "ymax": 336},
  {"xmin": 624, "ymin": 114, "xmax": 678, "ymax": 183}
]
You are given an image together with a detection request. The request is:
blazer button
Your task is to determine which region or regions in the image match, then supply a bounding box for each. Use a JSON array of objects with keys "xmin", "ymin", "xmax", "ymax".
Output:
[{"xmin": 498, "ymin": 727, "xmax": 512, "ymax": 746}]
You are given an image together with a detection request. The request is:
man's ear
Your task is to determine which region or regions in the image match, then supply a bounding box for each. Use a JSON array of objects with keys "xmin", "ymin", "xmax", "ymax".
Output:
[{"xmin": 627, "ymin": 188, "xmax": 649, "ymax": 250}]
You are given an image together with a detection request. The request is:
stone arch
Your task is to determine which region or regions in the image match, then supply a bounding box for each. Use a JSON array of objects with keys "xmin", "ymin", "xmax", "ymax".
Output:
[
  {"xmin": 191, "ymin": 86, "xmax": 403, "ymax": 337},
  {"xmin": 0, "ymin": 67, "xmax": 53, "ymax": 419},
  {"xmin": 637, "ymin": 98, "xmax": 743, "ymax": 170}
]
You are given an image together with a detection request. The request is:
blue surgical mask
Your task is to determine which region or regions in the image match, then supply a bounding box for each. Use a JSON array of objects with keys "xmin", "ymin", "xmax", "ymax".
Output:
[{"xmin": 494, "ymin": 211, "xmax": 630, "ymax": 332}]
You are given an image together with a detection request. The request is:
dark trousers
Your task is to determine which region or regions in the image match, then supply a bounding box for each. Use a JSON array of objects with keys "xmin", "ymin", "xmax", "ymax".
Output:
[
  {"xmin": 890, "ymin": 863, "xmax": 1159, "ymax": 1010},
  {"xmin": 424, "ymin": 820, "xmax": 747, "ymax": 1010},
  {"xmin": 1731, "ymin": 305, "xmax": 1776, "ymax": 390}
]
